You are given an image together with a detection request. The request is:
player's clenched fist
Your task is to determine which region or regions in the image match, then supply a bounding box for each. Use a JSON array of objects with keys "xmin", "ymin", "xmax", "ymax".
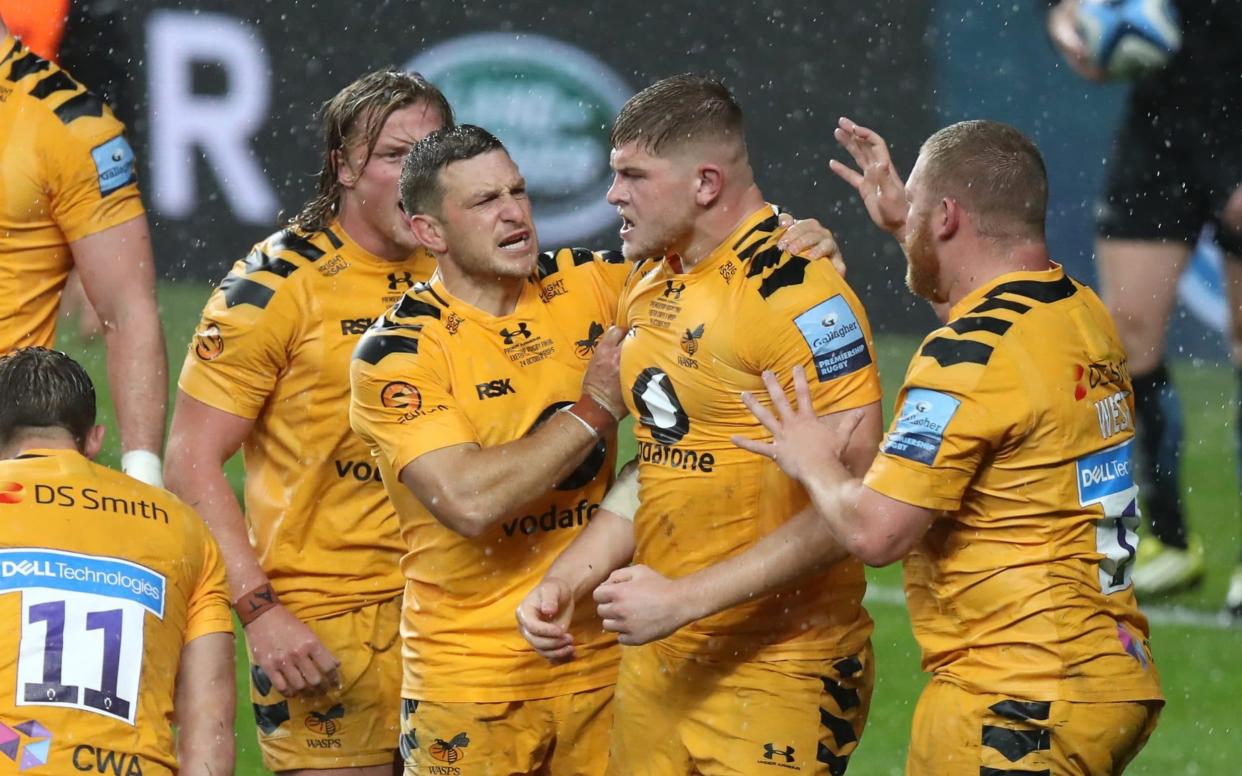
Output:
[
  {"xmin": 245, "ymin": 604, "xmax": 342, "ymax": 696},
  {"xmin": 515, "ymin": 578, "xmax": 576, "ymax": 664},
  {"xmin": 594, "ymin": 564, "xmax": 691, "ymax": 646},
  {"xmin": 580, "ymin": 325, "xmax": 628, "ymax": 421}
]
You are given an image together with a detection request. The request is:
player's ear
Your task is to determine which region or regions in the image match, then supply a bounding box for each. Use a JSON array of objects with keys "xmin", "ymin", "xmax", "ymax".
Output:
[
  {"xmin": 408, "ymin": 214, "xmax": 446, "ymax": 254},
  {"xmin": 334, "ymin": 148, "xmax": 358, "ymax": 189},
  {"xmin": 936, "ymin": 197, "xmax": 961, "ymax": 241},
  {"xmin": 83, "ymin": 425, "xmax": 106, "ymax": 460},
  {"xmin": 694, "ymin": 163, "xmax": 724, "ymax": 207}
]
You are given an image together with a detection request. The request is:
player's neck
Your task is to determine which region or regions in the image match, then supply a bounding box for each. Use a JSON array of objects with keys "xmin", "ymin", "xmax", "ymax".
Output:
[
  {"xmin": 1, "ymin": 431, "xmax": 81, "ymax": 460},
  {"xmin": 435, "ymin": 261, "xmax": 525, "ymax": 318},
  {"xmin": 941, "ymin": 239, "xmax": 1052, "ymax": 313},
  {"xmin": 678, "ymin": 184, "xmax": 767, "ymax": 270},
  {"xmin": 336, "ymin": 201, "xmax": 409, "ymax": 262}
]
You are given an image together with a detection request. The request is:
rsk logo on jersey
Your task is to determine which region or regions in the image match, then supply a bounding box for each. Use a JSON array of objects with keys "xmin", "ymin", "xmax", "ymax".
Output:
[
  {"xmin": 882, "ymin": 389, "xmax": 961, "ymax": 466},
  {"xmin": 193, "ymin": 322, "xmax": 224, "ymax": 361},
  {"xmin": 793, "ymin": 295, "xmax": 871, "ymax": 382},
  {"xmin": 0, "ymin": 720, "xmax": 52, "ymax": 771},
  {"xmin": 381, "ymin": 382, "xmax": 420, "ymax": 411},
  {"xmin": 408, "ymin": 32, "xmax": 631, "ymax": 246},
  {"xmin": 575, "ymin": 321, "xmax": 605, "ymax": 358},
  {"xmin": 475, "ymin": 378, "xmax": 516, "ymax": 400},
  {"xmin": 0, "ymin": 482, "xmax": 24, "ymax": 504},
  {"xmin": 339, "ymin": 318, "xmax": 372, "ymax": 336}
]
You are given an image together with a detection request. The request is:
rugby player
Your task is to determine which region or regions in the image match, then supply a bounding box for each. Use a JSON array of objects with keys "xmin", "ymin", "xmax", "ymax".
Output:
[
  {"xmin": 0, "ymin": 347, "xmax": 234, "ymax": 776},
  {"xmin": 737, "ymin": 118, "xmax": 1164, "ymax": 774},
  {"xmin": 164, "ymin": 70, "xmax": 449, "ymax": 774},
  {"xmin": 521, "ymin": 75, "xmax": 884, "ymax": 776},
  {"xmin": 0, "ymin": 15, "xmax": 167, "ymax": 486}
]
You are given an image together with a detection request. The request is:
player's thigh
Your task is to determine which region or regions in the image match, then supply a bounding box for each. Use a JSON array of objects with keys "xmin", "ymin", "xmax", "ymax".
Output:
[
  {"xmin": 251, "ymin": 597, "xmax": 403, "ymax": 772},
  {"xmin": 607, "ymin": 644, "xmax": 693, "ymax": 776},
  {"xmin": 1094, "ymin": 239, "xmax": 1191, "ymax": 371},
  {"xmin": 906, "ymin": 678, "xmax": 1160, "ymax": 776},
  {"xmin": 686, "ymin": 645, "xmax": 875, "ymax": 776},
  {"xmin": 399, "ymin": 696, "xmax": 547, "ymax": 776},
  {"xmin": 548, "ymin": 684, "xmax": 614, "ymax": 776}
]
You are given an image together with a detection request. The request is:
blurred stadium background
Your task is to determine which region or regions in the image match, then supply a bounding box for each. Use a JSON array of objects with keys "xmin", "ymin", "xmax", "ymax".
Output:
[{"xmin": 37, "ymin": 0, "xmax": 1242, "ymax": 772}]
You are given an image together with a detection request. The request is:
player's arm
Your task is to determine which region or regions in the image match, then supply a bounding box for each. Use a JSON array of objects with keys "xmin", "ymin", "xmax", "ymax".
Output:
[
  {"xmin": 174, "ymin": 631, "xmax": 235, "ymax": 776},
  {"xmin": 165, "ymin": 393, "xmax": 341, "ymax": 696},
  {"xmin": 517, "ymin": 461, "xmax": 637, "ymax": 662},
  {"xmin": 394, "ymin": 326, "xmax": 628, "ymax": 538},
  {"xmin": 594, "ymin": 401, "xmax": 882, "ymax": 645},
  {"xmin": 736, "ymin": 367, "xmax": 936, "ymax": 565}
]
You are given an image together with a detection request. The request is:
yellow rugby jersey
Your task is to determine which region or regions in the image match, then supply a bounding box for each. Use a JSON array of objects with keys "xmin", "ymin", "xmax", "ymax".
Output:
[
  {"xmin": 0, "ymin": 35, "xmax": 145, "ymax": 353},
  {"xmin": 179, "ymin": 223, "xmax": 435, "ymax": 621},
  {"xmin": 864, "ymin": 265, "xmax": 1162, "ymax": 703},
  {"xmin": 0, "ymin": 449, "xmax": 232, "ymax": 776},
  {"xmin": 617, "ymin": 206, "xmax": 881, "ymax": 660},
  {"xmin": 350, "ymin": 247, "xmax": 628, "ymax": 703}
]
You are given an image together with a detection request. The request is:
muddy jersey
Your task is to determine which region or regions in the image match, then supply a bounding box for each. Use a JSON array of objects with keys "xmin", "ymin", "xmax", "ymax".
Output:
[
  {"xmin": 0, "ymin": 449, "xmax": 231, "ymax": 776},
  {"xmin": 0, "ymin": 35, "xmax": 144, "ymax": 353},
  {"xmin": 179, "ymin": 223, "xmax": 435, "ymax": 620},
  {"xmin": 617, "ymin": 205, "xmax": 882, "ymax": 660},
  {"xmin": 865, "ymin": 264, "xmax": 1162, "ymax": 703},
  {"xmin": 350, "ymin": 247, "xmax": 628, "ymax": 702}
]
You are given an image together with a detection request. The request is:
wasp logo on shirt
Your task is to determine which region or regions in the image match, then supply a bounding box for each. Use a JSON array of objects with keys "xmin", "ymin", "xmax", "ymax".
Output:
[
  {"xmin": 500, "ymin": 323, "xmax": 533, "ymax": 345},
  {"xmin": 387, "ymin": 272, "xmax": 415, "ymax": 291},
  {"xmin": 429, "ymin": 732, "xmax": 470, "ymax": 763},
  {"xmin": 381, "ymin": 382, "xmax": 420, "ymax": 411},
  {"xmin": 0, "ymin": 482, "xmax": 25, "ymax": 504},
  {"xmin": 192, "ymin": 322, "xmax": 224, "ymax": 361},
  {"xmin": 680, "ymin": 324, "xmax": 705, "ymax": 357},
  {"xmin": 305, "ymin": 704, "xmax": 346, "ymax": 736},
  {"xmin": 575, "ymin": 321, "xmax": 605, "ymax": 358}
]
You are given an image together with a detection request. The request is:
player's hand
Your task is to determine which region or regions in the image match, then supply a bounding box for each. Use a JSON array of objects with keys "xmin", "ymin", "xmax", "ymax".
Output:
[
  {"xmin": 732, "ymin": 365, "xmax": 863, "ymax": 484},
  {"xmin": 829, "ymin": 117, "xmax": 910, "ymax": 241},
  {"xmin": 594, "ymin": 564, "xmax": 690, "ymax": 645},
  {"xmin": 776, "ymin": 213, "xmax": 846, "ymax": 277},
  {"xmin": 244, "ymin": 604, "xmax": 341, "ymax": 697},
  {"xmin": 515, "ymin": 578, "xmax": 577, "ymax": 664},
  {"xmin": 1046, "ymin": 0, "xmax": 1106, "ymax": 81},
  {"xmin": 582, "ymin": 325, "xmax": 628, "ymax": 420}
]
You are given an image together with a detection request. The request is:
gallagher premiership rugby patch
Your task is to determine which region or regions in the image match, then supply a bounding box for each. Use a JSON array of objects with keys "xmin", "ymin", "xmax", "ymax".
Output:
[
  {"xmin": 91, "ymin": 135, "xmax": 136, "ymax": 196},
  {"xmin": 882, "ymin": 388, "xmax": 961, "ymax": 465},
  {"xmin": 794, "ymin": 295, "xmax": 872, "ymax": 381}
]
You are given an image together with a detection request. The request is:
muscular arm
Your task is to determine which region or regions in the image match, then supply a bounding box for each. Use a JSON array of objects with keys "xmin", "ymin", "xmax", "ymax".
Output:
[
  {"xmin": 594, "ymin": 401, "xmax": 883, "ymax": 645},
  {"xmin": 174, "ymin": 632, "xmax": 235, "ymax": 776},
  {"xmin": 72, "ymin": 215, "xmax": 168, "ymax": 463},
  {"xmin": 400, "ymin": 414, "xmax": 606, "ymax": 538},
  {"xmin": 165, "ymin": 392, "xmax": 340, "ymax": 695}
]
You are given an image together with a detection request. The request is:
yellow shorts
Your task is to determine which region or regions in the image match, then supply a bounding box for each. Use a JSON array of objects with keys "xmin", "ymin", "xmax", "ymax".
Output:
[
  {"xmin": 906, "ymin": 677, "xmax": 1163, "ymax": 776},
  {"xmin": 398, "ymin": 684, "xmax": 613, "ymax": 776},
  {"xmin": 608, "ymin": 642, "xmax": 874, "ymax": 776},
  {"xmin": 249, "ymin": 596, "xmax": 402, "ymax": 771}
]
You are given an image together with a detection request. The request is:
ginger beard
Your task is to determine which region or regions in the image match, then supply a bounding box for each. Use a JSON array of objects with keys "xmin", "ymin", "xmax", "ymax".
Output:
[{"xmin": 902, "ymin": 211, "xmax": 946, "ymax": 304}]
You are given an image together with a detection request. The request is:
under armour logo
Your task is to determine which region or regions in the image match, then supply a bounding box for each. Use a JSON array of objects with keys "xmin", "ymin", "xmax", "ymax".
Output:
[
  {"xmin": 663, "ymin": 280, "xmax": 685, "ymax": 299},
  {"xmin": 387, "ymin": 272, "xmax": 414, "ymax": 291},
  {"xmin": 762, "ymin": 743, "xmax": 795, "ymax": 763},
  {"xmin": 500, "ymin": 322, "xmax": 533, "ymax": 345}
]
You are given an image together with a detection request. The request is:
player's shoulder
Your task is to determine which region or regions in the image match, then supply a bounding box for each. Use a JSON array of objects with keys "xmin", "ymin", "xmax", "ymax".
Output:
[
  {"xmin": 212, "ymin": 227, "xmax": 338, "ymax": 313},
  {"xmin": 352, "ymin": 282, "xmax": 446, "ymax": 371},
  {"xmin": 2, "ymin": 42, "xmax": 125, "ymax": 144},
  {"xmin": 909, "ymin": 272, "xmax": 1085, "ymax": 390},
  {"xmin": 534, "ymin": 246, "xmax": 626, "ymax": 290},
  {"xmin": 735, "ymin": 230, "xmax": 853, "ymax": 309}
]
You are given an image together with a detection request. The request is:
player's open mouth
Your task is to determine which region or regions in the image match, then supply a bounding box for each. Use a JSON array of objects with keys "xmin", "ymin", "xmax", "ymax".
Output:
[
  {"xmin": 619, "ymin": 214, "xmax": 635, "ymax": 238},
  {"xmin": 499, "ymin": 230, "xmax": 531, "ymax": 252}
]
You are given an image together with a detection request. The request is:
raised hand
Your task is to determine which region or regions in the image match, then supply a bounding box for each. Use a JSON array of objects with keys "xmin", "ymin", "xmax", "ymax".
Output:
[{"xmin": 829, "ymin": 117, "xmax": 910, "ymax": 240}]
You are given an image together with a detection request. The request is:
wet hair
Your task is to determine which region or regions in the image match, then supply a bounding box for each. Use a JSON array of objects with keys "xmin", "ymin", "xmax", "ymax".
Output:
[
  {"xmin": 610, "ymin": 73, "xmax": 745, "ymax": 156},
  {"xmin": 918, "ymin": 120, "xmax": 1048, "ymax": 240},
  {"xmin": 288, "ymin": 69, "xmax": 454, "ymax": 232},
  {"xmin": 398, "ymin": 124, "xmax": 506, "ymax": 218},
  {"xmin": 0, "ymin": 348, "xmax": 96, "ymax": 449}
]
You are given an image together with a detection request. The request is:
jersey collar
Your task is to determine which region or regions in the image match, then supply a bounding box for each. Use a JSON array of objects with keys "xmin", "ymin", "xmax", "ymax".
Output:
[{"xmin": 946, "ymin": 262, "xmax": 1065, "ymax": 322}]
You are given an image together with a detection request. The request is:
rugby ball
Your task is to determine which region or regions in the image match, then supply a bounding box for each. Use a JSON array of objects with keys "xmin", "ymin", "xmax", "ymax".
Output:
[{"xmin": 1075, "ymin": 0, "xmax": 1182, "ymax": 79}]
